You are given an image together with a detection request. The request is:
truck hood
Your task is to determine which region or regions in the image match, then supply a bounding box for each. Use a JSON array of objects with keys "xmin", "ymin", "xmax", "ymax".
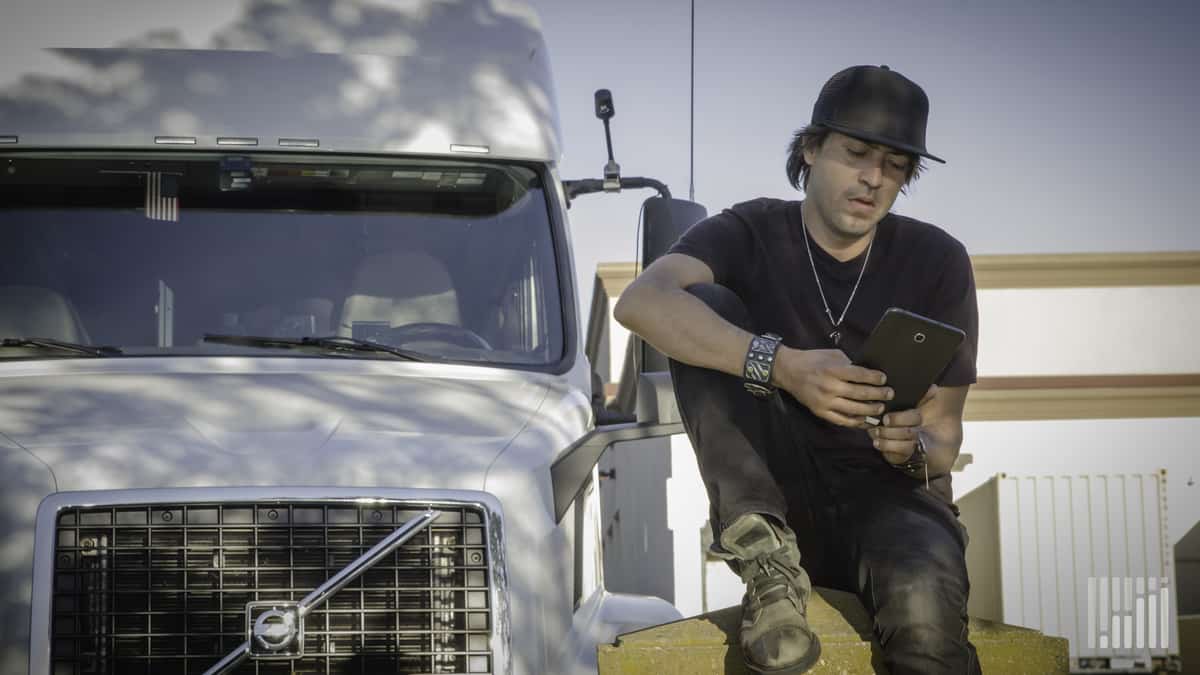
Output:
[{"xmin": 0, "ymin": 359, "xmax": 552, "ymax": 492}]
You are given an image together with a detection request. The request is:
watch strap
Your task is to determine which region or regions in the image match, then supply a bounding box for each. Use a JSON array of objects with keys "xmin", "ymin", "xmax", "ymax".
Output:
[
  {"xmin": 743, "ymin": 333, "xmax": 782, "ymax": 398},
  {"xmin": 894, "ymin": 434, "xmax": 930, "ymax": 488}
]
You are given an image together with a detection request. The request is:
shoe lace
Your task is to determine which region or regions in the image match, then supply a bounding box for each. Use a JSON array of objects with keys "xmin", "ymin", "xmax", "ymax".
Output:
[{"xmin": 744, "ymin": 547, "xmax": 805, "ymax": 613}]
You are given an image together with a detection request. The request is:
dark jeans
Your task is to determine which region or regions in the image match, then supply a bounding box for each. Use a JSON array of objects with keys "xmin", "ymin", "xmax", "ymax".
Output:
[{"xmin": 669, "ymin": 283, "xmax": 981, "ymax": 675}]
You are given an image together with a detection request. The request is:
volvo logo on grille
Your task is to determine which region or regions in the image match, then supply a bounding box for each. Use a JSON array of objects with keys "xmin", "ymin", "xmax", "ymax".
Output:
[
  {"xmin": 202, "ymin": 509, "xmax": 440, "ymax": 675},
  {"xmin": 246, "ymin": 602, "xmax": 303, "ymax": 658}
]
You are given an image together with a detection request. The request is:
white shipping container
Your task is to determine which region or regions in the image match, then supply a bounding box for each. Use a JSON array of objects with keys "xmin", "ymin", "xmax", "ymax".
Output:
[{"xmin": 957, "ymin": 472, "xmax": 1181, "ymax": 673}]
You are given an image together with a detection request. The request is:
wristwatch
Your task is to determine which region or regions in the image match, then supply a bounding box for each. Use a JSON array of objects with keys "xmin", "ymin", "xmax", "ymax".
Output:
[{"xmin": 743, "ymin": 332, "xmax": 782, "ymax": 398}]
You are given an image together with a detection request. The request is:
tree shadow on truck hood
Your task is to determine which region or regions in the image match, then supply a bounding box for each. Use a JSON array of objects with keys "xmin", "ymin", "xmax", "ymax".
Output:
[{"xmin": 0, "ymin": 358, "xmax": 552, "ymax": 492}]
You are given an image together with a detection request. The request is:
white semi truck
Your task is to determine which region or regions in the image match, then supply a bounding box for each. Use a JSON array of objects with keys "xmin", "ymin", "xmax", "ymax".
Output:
[{"xmin": 0, "ymin": 1, "xmax": 696, "ymax": 673}]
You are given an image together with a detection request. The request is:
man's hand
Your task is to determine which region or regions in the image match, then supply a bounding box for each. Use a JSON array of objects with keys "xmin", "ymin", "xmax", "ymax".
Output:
[
  {"xmin": 869, "ymin": 385, "xmax": 938, "ymax": 464},
  {"xmin": 774, "ymin": 348, "xmax": 893, "ymax": 428}
]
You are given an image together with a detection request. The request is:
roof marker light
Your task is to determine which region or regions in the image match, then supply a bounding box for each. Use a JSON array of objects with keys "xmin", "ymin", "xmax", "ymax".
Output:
[
  {"xmin": 0, "ymin": 136, "xmax": 17, "ymax": 144},
  {"xmin": 279, "ymin": 138, "xmax": 320, "ymax": 148},
  {"xmin": 155, "ymin": 136, "xmax": 197, "ymax": 145},
  {"xmin": 217, "ymin": 137, "xmax": 259, "ymax": 146},
  {"xmin": 450, "ymin": 144, "xmax": 490, "ymax": 154}
]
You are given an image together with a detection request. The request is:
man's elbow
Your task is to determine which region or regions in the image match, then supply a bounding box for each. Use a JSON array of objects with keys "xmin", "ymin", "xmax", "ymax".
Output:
[
  {"xmin": 941, "ymin": 424, "xmax": 964, "ymax": 452},
  {"xmin": 930, "ymin": 423, "xmax": 964, "ymax": 475},
  {"xmin": 612, "ymin": 286, "xmax": 641, "ymax": 330}
]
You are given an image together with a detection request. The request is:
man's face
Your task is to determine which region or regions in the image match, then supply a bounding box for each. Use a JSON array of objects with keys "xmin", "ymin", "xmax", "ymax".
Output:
[{"xmin": 802, "ymin": 131, "xmax": 912, "ymax": 239}]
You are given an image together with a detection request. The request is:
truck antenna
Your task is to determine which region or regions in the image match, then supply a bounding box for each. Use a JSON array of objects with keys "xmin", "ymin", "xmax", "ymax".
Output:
[{"xmin": 689, "ymin": 0, "xmax": 695, "ymax": 202}]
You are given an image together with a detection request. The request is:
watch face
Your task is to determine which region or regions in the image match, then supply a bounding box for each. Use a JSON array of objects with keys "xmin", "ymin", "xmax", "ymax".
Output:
[{"xmin": 750, "ymin": 335, "xmax": 780, "ymax": 353}]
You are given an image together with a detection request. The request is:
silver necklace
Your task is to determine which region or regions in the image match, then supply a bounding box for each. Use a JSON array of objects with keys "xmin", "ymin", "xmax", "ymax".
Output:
[{"xmin": 800, "ymin": 213, "xmax": 873, "ymax": 347}]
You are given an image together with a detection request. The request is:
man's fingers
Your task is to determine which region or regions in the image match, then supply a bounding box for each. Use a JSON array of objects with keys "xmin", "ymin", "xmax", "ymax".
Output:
[
  {"xmin": 822, "ymin": 409, "xmax": 869, "ymax": 429},
  {"xmin": 833, "ymin": 381, "xmax": 894, "ymax": 403},
  {"xmin": 918, "ymin": 384, "xmax": 939, "ymax": 407},
  {"xmin": 873, "ymin": 437, "xmax": 916, "ymax": 463},
  {"xmin": 883, "ymin": 408, "xmax": 922, "ymax": 428},
  {"xmin": 830, "ymin": 397, "xmax": 886, "ymax": 418},
  {"xmin": 831, "ymin": 365, "xmax": 887, "ymax": 386},
  {"xmin": 869, "ymin": 425, "xmax": 917, "ymax": 442}
]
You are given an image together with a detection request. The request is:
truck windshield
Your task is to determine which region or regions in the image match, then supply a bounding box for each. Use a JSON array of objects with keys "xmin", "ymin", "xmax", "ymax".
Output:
[{"xmin": 0, "ymin": 154, "xmax": 564, "ymax": 367}]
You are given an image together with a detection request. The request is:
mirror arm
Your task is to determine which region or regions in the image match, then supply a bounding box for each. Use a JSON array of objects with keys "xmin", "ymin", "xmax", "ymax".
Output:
[
  {"xmin": 617, "ymin": 176, "xmax": 671, "ymax": 199},
  {"xmin": 562, "ymin": 176, "xmax": 671, "ymax": 206}
]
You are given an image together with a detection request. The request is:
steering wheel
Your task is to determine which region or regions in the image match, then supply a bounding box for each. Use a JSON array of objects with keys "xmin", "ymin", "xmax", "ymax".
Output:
[{"xmin": 385, "ymin": 322, "xmax": 493, "ymax": 350}]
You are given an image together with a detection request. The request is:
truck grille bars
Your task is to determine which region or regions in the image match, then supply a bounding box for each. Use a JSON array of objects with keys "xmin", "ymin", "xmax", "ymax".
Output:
[{"xmin": 50, "ymin": 501, "xmax": 495, "ymax": 674}]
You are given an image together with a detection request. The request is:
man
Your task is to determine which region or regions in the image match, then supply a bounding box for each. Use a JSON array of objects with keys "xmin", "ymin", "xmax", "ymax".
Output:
[{"xmin": 613, "ymin": 65, "xmax": 980, "ymax": 675}]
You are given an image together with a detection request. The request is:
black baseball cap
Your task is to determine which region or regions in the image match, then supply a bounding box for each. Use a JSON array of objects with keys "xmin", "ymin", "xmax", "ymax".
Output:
[{"xmin": 812, "ymin": 64, "xmax": 945, "ymax": 164}]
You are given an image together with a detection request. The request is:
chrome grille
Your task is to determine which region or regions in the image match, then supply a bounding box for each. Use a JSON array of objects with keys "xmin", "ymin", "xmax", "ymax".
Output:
[{"xmin": 51, "ymin": 502, "xmax": 493, "ymax": 674}]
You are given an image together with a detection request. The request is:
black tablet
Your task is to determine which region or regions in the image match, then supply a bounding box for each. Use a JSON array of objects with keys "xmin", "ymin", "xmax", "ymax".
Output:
[{"xmin": 858, "ymin": 308, "xmax": 965, "ymax": 425}]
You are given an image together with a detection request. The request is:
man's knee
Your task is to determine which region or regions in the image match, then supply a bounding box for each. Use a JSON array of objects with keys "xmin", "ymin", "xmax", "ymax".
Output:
[
  {"xmin": 872, "ymin": 576, "xmax": 978, "ymax": 674},
  {"xmin": 683, "ymin": 283, "xmax": 753, "ymax": 331},
  {"xmin": 865, "ymin": 535, "xmax": 970, "ymax": 627},
  {"xmin": 875, "ymin": 578, "xmax": 963, "ymax": 633}
]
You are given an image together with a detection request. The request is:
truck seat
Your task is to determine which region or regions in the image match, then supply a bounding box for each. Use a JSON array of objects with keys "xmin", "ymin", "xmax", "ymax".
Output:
[
  {"xmin": 338, "ymin": 250, "xmax": 460, "ymax": 338},
  {"xmin": 0, "ymin": 285, "xmax": 92, "ymax": 344}
]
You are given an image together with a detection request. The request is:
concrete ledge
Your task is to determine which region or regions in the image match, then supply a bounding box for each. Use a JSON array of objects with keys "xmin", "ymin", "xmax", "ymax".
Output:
[{"xmin": 598, "ymin": 587, "xmax": 1069, "ymax": 674}]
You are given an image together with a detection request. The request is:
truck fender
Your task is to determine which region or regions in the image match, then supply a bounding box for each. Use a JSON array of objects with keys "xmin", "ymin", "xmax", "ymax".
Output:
[{"xmin": 551, "ymin": 588, "xmax": 682, "ymax": 675}]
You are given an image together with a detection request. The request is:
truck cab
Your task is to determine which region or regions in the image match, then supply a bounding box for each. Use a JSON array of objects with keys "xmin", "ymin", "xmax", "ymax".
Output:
[{"xmin": 0, "ymin": 2, "xmax": 684, "ymax": 672}]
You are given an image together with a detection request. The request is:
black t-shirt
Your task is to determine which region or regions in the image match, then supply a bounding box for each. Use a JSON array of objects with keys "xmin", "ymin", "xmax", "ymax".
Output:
[{"xmin": 667, "ymin": 197, "xmax": 979, "ymax": 501}]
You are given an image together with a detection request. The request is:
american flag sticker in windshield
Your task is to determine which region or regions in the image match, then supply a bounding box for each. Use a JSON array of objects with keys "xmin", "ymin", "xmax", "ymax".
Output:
[{"xmin": 145, "ymin": 172, "xmax": 180, "ymax": 222}]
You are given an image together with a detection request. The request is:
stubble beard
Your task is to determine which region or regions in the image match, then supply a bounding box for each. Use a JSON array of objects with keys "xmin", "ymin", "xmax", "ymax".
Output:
[
  {"xmin": 830, "ymin": 213, "xmax": 876, "ymax": 240},
  {"xmin": 811, "ymin": 197, "xmax": 877, "ymax": 244}
]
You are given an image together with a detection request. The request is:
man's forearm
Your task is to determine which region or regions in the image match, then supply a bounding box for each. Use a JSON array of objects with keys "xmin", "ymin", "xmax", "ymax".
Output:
[
  {"xmin": 613, "ymin": 282, "xmax": 753, "ymax": 379},
  {"xmin": 914, "ymin": 384, "xmax": 970, "ymax": 477},
  {"xmin": 920, "ymin": 424, "xmax": 962, "ymax": 477}
]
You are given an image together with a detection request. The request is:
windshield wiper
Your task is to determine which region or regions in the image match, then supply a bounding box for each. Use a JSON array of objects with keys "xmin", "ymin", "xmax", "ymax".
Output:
[
  {"xmin": 202, "ymin": 334, "xmax": 430, "ymax": 361},
  {"xmin": 0, "ymin": 337, "xmax": 123, "ymax": 357}
]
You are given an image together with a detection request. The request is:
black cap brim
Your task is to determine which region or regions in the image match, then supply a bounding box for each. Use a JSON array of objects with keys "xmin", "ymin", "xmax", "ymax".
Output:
[{"xmin": 822, "ymin": 122, "xmax": 946, "ymax": 164}]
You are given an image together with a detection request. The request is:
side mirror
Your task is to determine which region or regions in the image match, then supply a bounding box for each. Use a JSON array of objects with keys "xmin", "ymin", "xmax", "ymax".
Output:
[
  {"xmin": 639, "ymin": 197, "xmax": 706, "ymax": 373},
  {"xmin": 640, "ymin": 197, "xmax": 706, "ymax": 268},
  {"xmin": 607, "ymin": 197, "xmax": 708, "ymax": 417}
]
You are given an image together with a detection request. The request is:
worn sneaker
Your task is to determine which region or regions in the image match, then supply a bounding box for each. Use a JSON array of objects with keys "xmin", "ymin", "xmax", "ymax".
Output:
[{"xmin": 719, "ymin": 513, "xmax": 821, "ymax": 674}]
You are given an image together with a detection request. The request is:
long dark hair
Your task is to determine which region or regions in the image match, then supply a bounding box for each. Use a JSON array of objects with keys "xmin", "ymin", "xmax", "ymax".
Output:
[{"xmin": 786, "ymin": 124, "xmax": 926, "ymax": 194}]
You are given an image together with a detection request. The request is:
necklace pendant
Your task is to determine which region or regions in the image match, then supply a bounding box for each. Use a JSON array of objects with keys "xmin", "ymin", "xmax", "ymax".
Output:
[{"xmin": 829, "ymin": 329, "xmax": 841, "ymax": 346}]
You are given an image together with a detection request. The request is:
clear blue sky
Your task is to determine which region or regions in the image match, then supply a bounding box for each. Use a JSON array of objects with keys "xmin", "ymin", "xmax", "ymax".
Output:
[{"xmin": 531, "ymin": 0, "xmax": 1200, "ymax": 314}]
